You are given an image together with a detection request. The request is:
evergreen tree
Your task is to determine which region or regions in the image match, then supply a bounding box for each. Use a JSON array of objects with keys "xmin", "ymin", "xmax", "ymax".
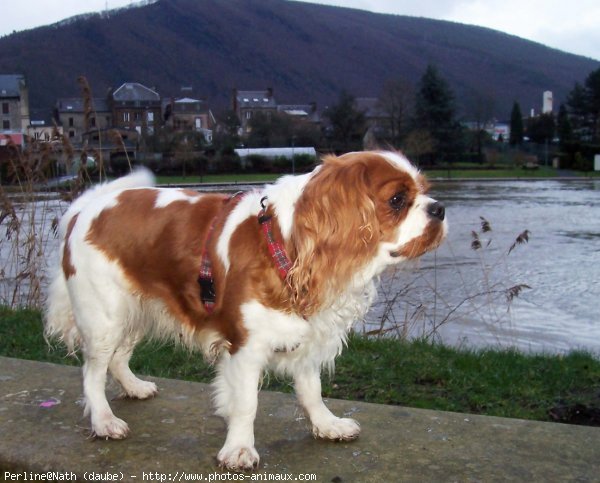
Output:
[
  {"xmin": 566, "ymin": 82, "xmax": 588, "ymax": 140},
  {"xmin": 413, "ymin": 65, "xmax": 462, "ymax": 162},
  {"xmin": 584, "ymin": 67, "xmax": 600, "ymax": 142},
  {"xmin": 556, "ymin": 103, "xmax": 572, "ymax": 148},
  {"xmin": 509, "ymin": 102, "xmax": 524, "ymax": 146}
]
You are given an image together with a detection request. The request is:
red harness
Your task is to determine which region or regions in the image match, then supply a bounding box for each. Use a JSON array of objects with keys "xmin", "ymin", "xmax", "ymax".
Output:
[{"xmin": 198, "ymin": 195, "xmax": 292, "ymax": 314}]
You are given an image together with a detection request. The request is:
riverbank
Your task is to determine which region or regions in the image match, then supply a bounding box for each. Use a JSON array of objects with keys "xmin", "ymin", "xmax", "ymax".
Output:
[
  {"xmin": 2, "ymin": 307, "xmax": 598, "ymax": 426},
  {"xmin": 154, "ymin": 165, "xmax": 599, "ymax": 185}
]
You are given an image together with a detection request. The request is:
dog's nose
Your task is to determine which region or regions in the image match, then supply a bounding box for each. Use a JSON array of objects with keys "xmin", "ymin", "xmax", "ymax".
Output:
[{"xmin": 427, "ymin": 201, "xmax": 445, "ymax": 221}]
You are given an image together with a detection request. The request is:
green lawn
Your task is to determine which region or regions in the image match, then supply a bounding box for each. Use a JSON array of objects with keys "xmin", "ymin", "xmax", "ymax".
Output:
[
  {"xmin": 2, "ymin": 307, "xmax": 598, "ymax": 425},
  {"xmin": 156, "ymin": 173, "xmax": 281, "ymax": 185}
]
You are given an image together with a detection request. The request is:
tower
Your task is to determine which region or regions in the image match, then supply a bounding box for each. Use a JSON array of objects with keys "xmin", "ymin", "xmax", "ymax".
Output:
[{"xmin": 543, "ymin": 91, "xmax": 553, "ymax": 114}]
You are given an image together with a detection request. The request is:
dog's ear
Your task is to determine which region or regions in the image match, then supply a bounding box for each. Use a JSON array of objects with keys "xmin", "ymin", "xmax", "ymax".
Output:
[{"xmin": 287, "ymin": 155, "xmax": 380, "ymax": 316}]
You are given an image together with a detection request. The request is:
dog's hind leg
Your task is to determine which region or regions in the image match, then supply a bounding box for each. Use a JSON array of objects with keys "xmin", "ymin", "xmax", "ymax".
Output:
[{"xmin": 74, "ymin": 298, "xmax": 132, "ymax": 439}]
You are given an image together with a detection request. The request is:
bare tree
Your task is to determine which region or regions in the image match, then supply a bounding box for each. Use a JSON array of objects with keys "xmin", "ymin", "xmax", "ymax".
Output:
[{"xmin": 377, "ymin": 78, "xmax": 414, "ymax": 147}]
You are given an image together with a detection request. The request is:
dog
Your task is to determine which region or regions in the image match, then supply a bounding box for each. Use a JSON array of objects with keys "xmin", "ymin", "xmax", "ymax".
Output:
[{"xmin": 45, "ymin": 150, "xmax": 447, "ymax": 471}]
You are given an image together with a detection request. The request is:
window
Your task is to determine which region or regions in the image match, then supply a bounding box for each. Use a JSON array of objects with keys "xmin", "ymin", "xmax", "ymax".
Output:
[
  {"xmin": 195, "ymin": 117, "xmax": 202, "ymax": 129},
  {"xmin": 134, "ymin": 112, "xmax": 141, "ymax": 122},
  {"xmin": 69, "ymin": 130, "xmax": 75, "ymax": 138},
  {"xmin": 68, "ymin": 117, "xmax": 74, "ymax": 127},
  {"xmin": 90, "ymin": 117, "xmax": 96, "ymax": 127},
  {"xmin": 245, "ymin": 111, "xmax": 252, "ymax": 120},
  {"xmin": 123, "ymin": 112, "xmax": 130, "ymax": 122},
  {"xmin": 2, "ymin": 102, "xmax": 8, "ymax": 114},
  {"xmin": 147, "ymin": 112, "xmax": 154, "ymax": 123},
  {"xmin": 2, "ymin": 120, "xmax": 10, "ymax": 129}
]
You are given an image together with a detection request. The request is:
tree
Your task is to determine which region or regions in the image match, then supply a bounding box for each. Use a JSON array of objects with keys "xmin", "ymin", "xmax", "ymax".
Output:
[
  {"xmin": 377, "ymin": 78, "xmax": 414, "ymax": 146},
  {"xmin": 467, "ymin": 91, "xmax": 495, "ymax": 162},
  {"xmin": 526, "ymin": 113, "xmax": 555, "ymax": 144},
  {"xmin": 402, "ymin": 129, "xmax": 435, "ymax": 165},
  {"xmin": 324, "ymin": 91, "xmax": 366, "ymax": 152},
  {"xmin": 566, "ymin": 68, "xmax": 600, "ymax": 143},
  {"xmin": 584, "ymin": 67, "xmax": 600, "ymax": 142},
  {"xmin": 245, "ymin": 111, "xmax": 320, "ymax": 148},
  {"xmin": 556, "ymin": 103, "xmax": 573, "ymax": 148},
  {"xmin": 509, "ymin": 102, "xmax": 524, "ymax": 146},
  {"xmin": 413, "ymin": 65, "xmax": 462, "ymax": 162}
]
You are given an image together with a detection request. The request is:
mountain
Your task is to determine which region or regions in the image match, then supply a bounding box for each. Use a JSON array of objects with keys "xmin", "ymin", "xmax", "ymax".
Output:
[{"xmin": 0, "ymin": 0, "xmax": 598, "ymax": 119}]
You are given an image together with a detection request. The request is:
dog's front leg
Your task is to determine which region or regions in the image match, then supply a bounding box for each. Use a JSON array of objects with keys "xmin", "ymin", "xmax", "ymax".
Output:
[
  {"xmin": 213, "ymin": 347, "xmax": 263, "ymax": 471},
  {"xmin": 294, "ymin": 365, "xmax": 360, "ymax": 441}
]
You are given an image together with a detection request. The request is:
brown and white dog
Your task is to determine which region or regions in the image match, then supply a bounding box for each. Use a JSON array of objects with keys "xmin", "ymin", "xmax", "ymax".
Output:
[{"xmin": 45, "ymin": 151, "xmax": 446, "ymax": 471}]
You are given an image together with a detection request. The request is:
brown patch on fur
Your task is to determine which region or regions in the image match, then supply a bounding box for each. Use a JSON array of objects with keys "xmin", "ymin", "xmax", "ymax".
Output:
[
  {"xmin": 208, "ymin": 211, "xmax": 295, "ymax": 334},
  {"xmin": 391, "ymin": 221, "xmax": 446, "ymax": 259},
  {"xmin": 62, "ymin": 213, "xmax": 79, "ymax": 279},
  {"xmin": 85, "ymin": 189, "xmax": 249, "ymax": 352},
  {"xmin": 288, "ymin": 152, "xmax": 421, "ymax": 316}
]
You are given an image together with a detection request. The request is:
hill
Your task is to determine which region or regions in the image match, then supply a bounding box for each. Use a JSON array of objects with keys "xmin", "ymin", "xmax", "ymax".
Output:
[{"xmin": 0, "ymin": 0, "xmax": 598, "ymax": 119}]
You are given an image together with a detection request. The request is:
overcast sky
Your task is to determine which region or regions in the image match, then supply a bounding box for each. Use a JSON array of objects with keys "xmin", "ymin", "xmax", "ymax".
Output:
[{"xmin": 1, "ymin": 0, "xmax": 599, "ymax": 61}]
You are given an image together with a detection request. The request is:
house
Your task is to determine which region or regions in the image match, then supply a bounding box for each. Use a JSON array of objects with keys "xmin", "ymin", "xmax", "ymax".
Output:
[
  {"xmin": 232, "ymin": 88, "xmax": 277, "ymax": 134},
  {"xmin": 0, "ymin": 74, "xmax": 30, "ymax": 143},
  {"xmin": 110, "ymin": 82, "xmax": 161, "ymax": 136},
  {"xmin": 163, "ymin": 96, "xmax": 216, "ymax": 143},
  {"xmin": 54, "ymin": 97, "xmax": 111, "ymax": 143}
]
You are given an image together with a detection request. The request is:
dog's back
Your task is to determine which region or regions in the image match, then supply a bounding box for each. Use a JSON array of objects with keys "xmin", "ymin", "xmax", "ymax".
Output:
[{"xmin": 45, "ymin": 168, "xmax": 156, "ymax": 354}]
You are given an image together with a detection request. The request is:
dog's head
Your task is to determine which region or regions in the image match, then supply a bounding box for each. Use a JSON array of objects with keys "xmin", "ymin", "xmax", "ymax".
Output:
[{"xmin": 289, "ymin": 151, "xmax": 447, "ymax": 315}]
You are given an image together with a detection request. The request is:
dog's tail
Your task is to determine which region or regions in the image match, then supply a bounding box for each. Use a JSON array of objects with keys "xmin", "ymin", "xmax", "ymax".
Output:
[{"xmin": 44, "ymin": 168, "xmax": 156, "ymax": 353}]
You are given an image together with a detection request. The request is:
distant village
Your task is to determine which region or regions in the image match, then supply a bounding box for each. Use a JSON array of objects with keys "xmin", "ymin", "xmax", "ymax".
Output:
[{"xmin": 0, "ymin": 72, "xmax": 576, "ymax": 178}]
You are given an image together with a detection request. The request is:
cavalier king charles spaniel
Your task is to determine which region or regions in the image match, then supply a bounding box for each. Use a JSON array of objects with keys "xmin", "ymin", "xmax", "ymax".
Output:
[{"xmin": 45, "ymin": 150, "xmax": 446, "ymax": 471}]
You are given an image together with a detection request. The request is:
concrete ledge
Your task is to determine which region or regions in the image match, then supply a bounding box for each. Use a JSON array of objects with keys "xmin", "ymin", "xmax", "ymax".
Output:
[{"xmin": 1, "ymin": 356, "xmax": 598, "ymax": 481}]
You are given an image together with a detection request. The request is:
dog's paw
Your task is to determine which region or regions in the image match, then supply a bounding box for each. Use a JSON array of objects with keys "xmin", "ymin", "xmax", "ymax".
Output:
[
  {"xmin": 92, "ymin": 415, "xmax": 130, "ymax": 440},
  {"xmin": 124, "ymin": 380, "xmax": 158, "ymax": 400},
  {"xmin": 312, "ymin": 417, "xmax": 360, "ymax": 441},
  {"xmin": 217, "ymin": 445, "xmax": 260, "ymax": 472}
]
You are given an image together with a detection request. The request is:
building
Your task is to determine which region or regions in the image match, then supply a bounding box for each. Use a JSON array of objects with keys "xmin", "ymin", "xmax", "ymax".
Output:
[
  {"xmin": 232, "ymin": 88, "xmax": 277, "ymax": 134},
  {"xmin": 163, "ymin": 96, "xmax": 216, "ymax": 143},
  {"xmin": 0, "ymin": 74, "xmax": 30, "ymax": 142},
  {"xmin": 54, "ymin": 97, "xmax": 111, "ymax": 143},
  {"xmin": 110, "ymin": 82, "xmax": 161, "ymax": 136},
  {"xmin": 543, "ymin": 91, "xmax": 553, "ymax": 114}
]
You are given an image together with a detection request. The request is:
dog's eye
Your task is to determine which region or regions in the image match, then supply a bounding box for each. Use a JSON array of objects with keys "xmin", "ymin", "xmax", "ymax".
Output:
[{"xmin": 389, "ymin": 192, "xmax": 407, "ymax": 210}]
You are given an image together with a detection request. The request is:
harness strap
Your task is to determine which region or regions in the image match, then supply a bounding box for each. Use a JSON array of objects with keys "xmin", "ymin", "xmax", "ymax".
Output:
[
  {"xmin": 197, "ymin": 192, "xmax": 243, "ymax": 314},
  {"xmin": 258, "ymin": 196, "xmax": 293, "ymax": 280},
  {"xmin": 198, "ymin": 194, "xmax": 293, "ymax": 314},
  {"xmin": 198, "ymin": 216, "xmax": 218, "ymax": 313}
]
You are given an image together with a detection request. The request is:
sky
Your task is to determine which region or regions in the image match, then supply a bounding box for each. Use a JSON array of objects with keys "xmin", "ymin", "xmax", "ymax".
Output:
[{"xmin": 1, "ymin": 0, "xmax": 599, "ymax": 61}]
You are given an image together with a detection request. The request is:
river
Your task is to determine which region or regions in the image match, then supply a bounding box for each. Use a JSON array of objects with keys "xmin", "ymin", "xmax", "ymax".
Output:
[
  {"xmin": 2, "ymin": 179, "xmax": 599, "ymax": 354},
  {"xmin": 363, "ymin": 179, "xmax": 600, "ymax": 354}
]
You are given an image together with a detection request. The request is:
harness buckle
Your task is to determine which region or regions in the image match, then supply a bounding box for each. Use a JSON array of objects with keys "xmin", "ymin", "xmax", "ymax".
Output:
[{"xmin": 198, "ymin": 277, "xmax": 216, "ymax": 303}]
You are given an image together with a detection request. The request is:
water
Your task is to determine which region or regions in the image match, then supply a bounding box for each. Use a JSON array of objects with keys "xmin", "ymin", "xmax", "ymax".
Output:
[
  {"xmin": 364, "ymin": 179, "xmax": 600, "ymax": 354},
  {"xmin": 3, "ymin": 180, "xmax": 599, "ymax": 354}
]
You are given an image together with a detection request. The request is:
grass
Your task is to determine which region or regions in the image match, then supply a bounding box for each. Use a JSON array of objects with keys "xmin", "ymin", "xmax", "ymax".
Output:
[
  {"xmin": 156, "ymin": 173, "xmax": 282, "ymax": 185},
  {"xmin": 425, "ymin": 166, "xmax": 559, "ymax": 179},
  {"xmin": 2, "ymin": 307, "xmax": 599, "ymax": 425}
]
